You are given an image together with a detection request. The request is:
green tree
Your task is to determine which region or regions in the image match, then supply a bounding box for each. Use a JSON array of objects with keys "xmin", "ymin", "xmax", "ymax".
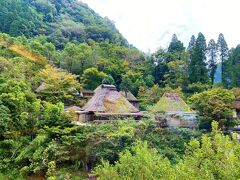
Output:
[
  {"xmin": 190, "ymin": 88, "xmax": 235, "ymax": 129},
  {"xmin": 37, "ymin": 65, "xmax": 80, "ymax": 104},
  {"xmin": 95, "ymin": 141, "xmax": 174, "ymax": 180},
  {"xmin": 152, "ymin": 48, "xmax": 169, "ymax": 85},
  {"xmin": 168, "ymin": 34, "xmax": 185, "ymax": 53},
  {"xmin": 102, "ymin": 75, "xmax": 115, "ymax": 85},
  {"xmin": 187, "ymin": 35, "xmax": 196, "ymax": 51},
  {"xmin": 176, "ymin": 121, "xmax": 240, "ymax": 179},
  {"xmin": 223, "ymin": 45, "xmax": 240, "ymax": 88},
  {"xmin": 207, "ymin": 39, "xmax": 218, "ymax": 84},
  {"xmin": 217, "ymin": 33, "xmax": 228, "ymax": 83},
  {"xmin": 0, "ymin": 103, "xmax": 11, "ymax": 135},
  {"xmin": 0, "ymin": 78, "xmax": 41, "ymax": 132},
  {"xmin": 120, "ymin": 71, "xmax": 145, "ymax": 96},
  {"xmin": 81, "ymin": 67, "xmax": 107, "ymax": 90},
  {"xmin": 188, "ymin": 32, "xmax": 209, "ymax": 84}
]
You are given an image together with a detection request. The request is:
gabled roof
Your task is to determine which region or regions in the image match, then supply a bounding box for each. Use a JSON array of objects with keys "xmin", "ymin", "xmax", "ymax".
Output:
[
  {"xmin": 120, "ymin": 91, "xmax": 138, "ymax": 101},
  {"xmin": 152, "ymin": 93, "xmax": 192, "ymax": 113},
  {"xmin": 81, "ymin": 84, "xmax": 140, "ymax": 114}
]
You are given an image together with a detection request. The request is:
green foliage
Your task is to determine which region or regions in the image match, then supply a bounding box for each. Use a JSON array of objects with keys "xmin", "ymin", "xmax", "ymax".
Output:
[
  {"xmin": 0, "ymin": 78, "xmax": 41, "ymax": 131},
  {"xmin": 0, "ymin": 103, "xmax": 11, "ymax": 134},
  {"xmin": 60, "ymin": 42, "xmax": 94, "ymax": 74},
  {"xmin": 120, "ymin": 71, "xmax": 145, "ymax": 96},
  {"xmin": 190, "ymin": 88, "xmax": 235, "ymax": 129},
  {"xmin": 138, "ymin": 84, "xmax": 164, "ymax": 109},
  {"xmin": 0, "ymin": 0, "xmax": 129, "ymax": 47},
  {"xmin": 96, "ymin": 122, "xmax": 240, "ymax": 179},
  {"xmin": 0, "ymin": 0, "xmax": 43, "ymax": 37},
  {"xmin": 175, "ymin": 121, "xmax": 240, "ymax": 179},
  {"xmin": 0, "ymin": 119, "xmax": 199, "ymax": 178},
  {"xmin": 218, "ymin": 33, "xmax": 229, "ymax": 82},
  {"xmin": 168, "ymin": 34, "xmax": 185, "ymax": 53},
  {"xmin": 95, "ymin": 141, "xmax": 174, "ymax": 180},
  {"xmin": 46, "ymin": 161, "xmax": 57, "ymax": 180},
  {"xmin": 223, "ymin": 45, "xmax": 240, "ymax": 88},
  {"xmin": 82, "ymin": 67, "xmax": 107, "ymax": 90},
  {"xmin": 1, "ymin": 2, "xmax": 240, "ymax": 179},
  {"xmin": 102, "ymin": 75, "xmax": 115, "ymax": 85},
  {"xmin": 37, "ymin": 65, "xmax": 81, "ymax": 104},
  {"xmin": 207, "ymin": 39, "xmax": 218, "ymax": 83},
  {"xmin": 188, "ymin": 32, "xmax": 210, "ymax": 84},
  {"xmin": 185, "ymin": 82, "xmax": 211, "ymax": 94}
]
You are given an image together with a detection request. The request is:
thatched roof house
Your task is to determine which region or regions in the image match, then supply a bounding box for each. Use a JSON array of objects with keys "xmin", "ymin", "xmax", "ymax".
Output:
[
  {"xmin": 152, "ymin": 93, "xmax": 192, "ymax": 113},
  {"xmin": 76, "ymin": 84, "xmax": 143, "ymax": 121},
  {"xmin": 152, "ymin": 93, "xmax": 197, "ymax": 128},
  {"xmin": 120, "ymin": 91, "xmax": 140, "ymax": 109},
  {"xmin": 64, "ymin": 106, "xmax": 82, "ymax": 121}
]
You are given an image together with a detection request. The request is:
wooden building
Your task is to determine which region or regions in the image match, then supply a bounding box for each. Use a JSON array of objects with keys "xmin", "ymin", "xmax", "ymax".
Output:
[
  {"xmin": 152, "ymin": 93, "xmax": 198, "ymax": 128},
  {"xmin": 80, "ymin": 89, "xmax": 94, "ymax": 99},
  {"xmin": 76, "ymin": 84, "xmax": 143, "ymax": 122}
]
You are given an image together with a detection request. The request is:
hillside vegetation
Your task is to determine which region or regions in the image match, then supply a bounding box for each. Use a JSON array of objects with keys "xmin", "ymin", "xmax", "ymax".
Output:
[
  {"xmin": 0, "ymin": 0, "xmax": 129, "ymax": 48},
  {"xmin": 0, "ymin": 0, "xmax": 240, "ymax": 179}
]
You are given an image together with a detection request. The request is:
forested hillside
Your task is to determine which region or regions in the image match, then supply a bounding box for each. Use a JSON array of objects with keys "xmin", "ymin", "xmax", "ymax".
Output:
[
  {"xmin": 1, "ymin": 0, "xmax": 240, "ymax": 179},
  {"xmin": 0, "ymin": 0, "xmax": 128, "ymax": 48}
]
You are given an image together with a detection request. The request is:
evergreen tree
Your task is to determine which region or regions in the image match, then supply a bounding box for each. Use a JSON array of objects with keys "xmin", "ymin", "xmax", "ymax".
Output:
[
  {"xmin": 167, "ymin": 34, "xmax": 185, "ymax": 53},
  {"xmin": 188, "ymin": 33, "xmax": 209, "ymax": 84},
  {"xmin": 207, "ymin": 39, "xmax": 218, "ymax": 84},
  {"xmin": 224, "ymin": 45, "xmax": 240, "ymax": 87},
  {"xmin": 187, "ymin": 35, "xmax": 196, "ymax": 51},
  {"xmin": 217, "ymin": 33, "xmax": 228, "ymax": 82}
]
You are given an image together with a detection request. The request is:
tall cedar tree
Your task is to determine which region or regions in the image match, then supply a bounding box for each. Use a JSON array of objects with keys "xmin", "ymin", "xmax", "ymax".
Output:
[
  {"xmin": 224, "ymin": 45, "xmax": 240, "ymax": 87},
  {"xmin": 167, "ymin": 34, "xmax": 185, "ymax": 53},
  {"xmin": 189, "ymin": 33, "xmax": 209, "ymax": 84},
  {"xmin": 187, "ymin": 35, "xmax": 196, "ymax": 51},
  {"xmin": 217, "ymin": 33, "xmax": 228, "ymax": 83},
  {"xmin": 207, "ymin": 39, "xmax": 218, "ymax": 84}
]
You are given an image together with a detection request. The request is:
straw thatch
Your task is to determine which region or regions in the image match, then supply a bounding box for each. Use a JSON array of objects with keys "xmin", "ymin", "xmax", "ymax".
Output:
[
  {"xmin": 120, "ymin": 91, "xmax": 138, "ymax": 101},
  {"xmin": 152, "ymin": 93, "xmax": 192, "ymax": 113},
  {"xmin": 120, "ymin": 91, "xmax": 140, "ymax": 109},
  {"xmin": 64, "ymin": 106, "xmax": 82, "ymax": 111},
  {"xmin": 82, "ymin": 84, "xmax": 140, "ymax": 114},
  {"xmin": 152, "ymin": 93, "xmax": 197, "ymax": 128}
]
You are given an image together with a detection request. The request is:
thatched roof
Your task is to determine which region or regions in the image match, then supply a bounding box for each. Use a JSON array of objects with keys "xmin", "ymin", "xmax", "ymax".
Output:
[
  {"xmin": 120, "ymin": 91, "xmax": 138, "ymax": 101},
  {"xmin": 80, "ymin": 89, "xmax": 94, "ymax": 94},
  {"xmin": 152, "ymin": 93, "xmax": 192, "ymax": 113},
  {"xmin": 64, "ymin": 106, "xmax": 82, "ymax": 111},
  {"xmin": 234, "ymin": 99, "xmax": 240, "ymax": 110},
  {"xmin": 81, "ymin": 84, "xmax": 140, "ymax": 114}
]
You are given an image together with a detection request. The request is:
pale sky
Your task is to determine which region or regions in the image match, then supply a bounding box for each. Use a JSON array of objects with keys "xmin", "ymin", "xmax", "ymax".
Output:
[{"xmin": 82, "ymin": 0, "xmax": 240, "ymax": 53}]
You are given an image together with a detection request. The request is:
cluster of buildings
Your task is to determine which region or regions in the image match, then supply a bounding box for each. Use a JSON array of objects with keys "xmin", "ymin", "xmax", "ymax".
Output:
[
  {"xmin": 38, "ymin": 82, "xmax": 240, "ymax": 128},
  {"xmin": 64, "ymin": 84, "xmax": 200, "ymax": 128}
]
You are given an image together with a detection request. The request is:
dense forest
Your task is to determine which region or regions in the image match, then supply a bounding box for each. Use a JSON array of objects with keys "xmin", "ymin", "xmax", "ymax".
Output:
[{"xmin": 0, "ymin": 0, "xmax": 240, "ymax": 179}]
